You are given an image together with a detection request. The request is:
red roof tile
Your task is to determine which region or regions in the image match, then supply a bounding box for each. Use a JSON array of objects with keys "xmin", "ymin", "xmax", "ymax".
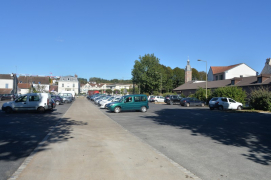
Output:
[{"xmin": 211, "ymin": 64, "xmax": 242, "ymax": 74}]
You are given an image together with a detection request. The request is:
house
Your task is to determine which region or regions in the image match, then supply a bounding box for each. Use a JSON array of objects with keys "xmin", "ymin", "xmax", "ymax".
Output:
[
  {"xmin": 174, "ymin": 74, "xmax": 271, "ymax": 97},
  {"xmin": 58, "ymin": 75, "xmax": 79, "ymax": 94},
  {"xmin": 80, "ymin": 82, "xmax": 107, "ymax": 94},
  {"xmin": 17, "ymin": 83, "xmax": 32, "ymax": 94},
  {"xmin": 0, "ymin": 73, "xmax": 18, "ymax": 95},
  {"xmin": 18, "ymin": 76, "xmax": 50, "ymax": 93},
  {"xmin": 207, "ymin": 63, "xmax": 257, "ymax": 81},
  {"xmin": 261, "ymin": 58, "xmax": 271, "ymax": 74},
  {"xmin": 174, "ymin": 58, "xmax": 271, "ymax": 97},
  {"xmin": 106, "ymin": 84, "xmax": 131, "ymax": 93}
]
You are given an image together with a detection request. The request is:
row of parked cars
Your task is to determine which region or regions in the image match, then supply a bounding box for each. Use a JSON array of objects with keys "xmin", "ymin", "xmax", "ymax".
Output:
[
  {"xmin": 88, "ymin": 93, "xmax": 149, "ymax": 113},
  {"xmin": 148, "ymin": 94, "xmax": 243, "ymax": 110},
  {"xmin": 1, "ymin": 92, "xmax": 75, "ymax": 113}
]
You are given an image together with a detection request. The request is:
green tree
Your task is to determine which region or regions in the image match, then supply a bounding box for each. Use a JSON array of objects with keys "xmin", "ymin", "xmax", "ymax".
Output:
[
  {"xmin": 131, "ymin": 54, "xmax": 161, "ymax": 94},
  {"xmin": 105, "ymin": 89, "xmax": 112, "ymax": 94},
  {"xmin": 172, "ymin": 67, "xmax": 185, "ymax": 88},
  {"xmin": 198, "ymin": 71, "xmax": 207, "ymax": 81},
  {"xmin": 78, "ymin": 78, "xmax": 87, "ymax": 84},
  {"xmin": 211, "ymin": 86, "xmax": 246, "ymax": 104},
  {"xmin": 192, "ymin": 68, "xmax": 200, "ymax": 80},
  {"xmin": 249, "ymin": 87, "xmax": 271, "ymax": 111},
  {"xmin": 192, "ymin": 87, "xmax": 212, "ymax": 102}
]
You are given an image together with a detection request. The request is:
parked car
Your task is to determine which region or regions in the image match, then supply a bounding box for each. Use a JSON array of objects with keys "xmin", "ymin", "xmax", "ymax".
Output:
[
  {"xmin": 180, "ymin": 97, "xmax": 205, "ymax": 107},
  {"xmin": 51, "ymin": 95, "xmax": 63, "ymax": 105},
  {"xmin": 164, "ymin": 95, "xmax": 182, "ymax": 105},
  {"xmin": 209, "ymin": 97, "xmax": 243, "ymax": 110},
  {"xmin": 107, "ymin": 94, "xmax": 149, "ymax": 113},
  {"xmin": 0, "ymin": 94, "xmax": 14, "ymax": 101},
  {"xmin": 62, "ymin": 96, "xmax": 73, "ymax": 103},
  {"xmin": 1, "ymin": 93, "xmax": 52, "ymax": 113},
  {"xmin": 153, "ymin": 96, "xmax": 164, "ymax": 102},
  {"xmin": 100, "ymin": 96, "xmax": 122, "ymax": 108},
  {"xmin": 148, "ymin": 95, "xmax": 154, "ymax": 101}
]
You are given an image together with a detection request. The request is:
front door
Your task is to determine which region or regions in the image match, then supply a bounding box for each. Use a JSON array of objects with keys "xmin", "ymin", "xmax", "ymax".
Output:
[
  {"xmin": 14, "ymin": 95, "xmax": 28, "ymax": 111},
  {"xmin": 122, "ymin": 96, "xmax": 134, "ymax": 111}
]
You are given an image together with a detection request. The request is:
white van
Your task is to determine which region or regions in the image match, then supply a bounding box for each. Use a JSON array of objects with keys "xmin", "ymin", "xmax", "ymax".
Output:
[{"xmin": 1, "ymin": 93, "xmax": 52, "ymax": 113}]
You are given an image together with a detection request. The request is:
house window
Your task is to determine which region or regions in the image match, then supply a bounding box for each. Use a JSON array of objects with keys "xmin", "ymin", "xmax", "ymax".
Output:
[
  {"xmin": 231, "ymin": 80, "xmax": 235, "ymax": 85},
  {"xmin": 220, "ymin": 75, "xmax": 223, "ymax": 80},
  {"xmin": 257, "ymin": 77, "xmax": 262, "ymax": 83},
  {"xmin": 62, "ymin": 83, "xmax": 64, "ymax": 87},
  {"xmin": 73, "ymin": 84, "xmax": 75, "ymax": 87},
  {"xmin": 5, "ymin": 84, "xmax": 8, "ymax": 88},
  {"xmin": 216, "ymin": 76, "xmax": 218, "ymax": 80}
]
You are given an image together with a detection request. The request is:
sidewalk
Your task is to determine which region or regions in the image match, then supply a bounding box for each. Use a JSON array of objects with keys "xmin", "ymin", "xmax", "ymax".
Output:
[{"xmin": 13, "ymin": 98, "xmax": 199, "ymax": 180}]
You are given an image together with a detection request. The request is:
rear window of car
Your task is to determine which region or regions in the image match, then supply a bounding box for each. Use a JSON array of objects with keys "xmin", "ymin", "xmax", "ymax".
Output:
[{"xmin": 221, "ymin": 98, "xmax": 227, "ymax": 102}]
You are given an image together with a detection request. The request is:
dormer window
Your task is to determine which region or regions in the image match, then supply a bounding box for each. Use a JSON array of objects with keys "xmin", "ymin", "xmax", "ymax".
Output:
[
  {"xmin": 257, "ymin": 77, "xmax": 262, "ymax": 83},
  {"xmin": 231, "ymin": 80, "xmax": 235, "ymax": 85}
]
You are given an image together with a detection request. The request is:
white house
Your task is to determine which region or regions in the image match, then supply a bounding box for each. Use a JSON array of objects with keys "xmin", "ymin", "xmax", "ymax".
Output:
[
  {"xmin": 58, "ymin": 75, "xmax": 79, "ymax": 95},
  {"xmin": 18, "ymin": 76, "xmax": 50, "ymax": 93},
  {"xmin": 106, "ymin": 84, "xmax": 131, "ymax": 93},
  {"xmin": 261, "ymin": 58, "xmax": 271, "ymax": 74},
  {"xmin": 0, "ymin": 73, "xmax": 18, "ymax": 95},
  {"xmin": 207, "ymin": 63, "xmax": 257, "ymax": 81},
  {"xmin": 80, "ymin": 83, "xmax": 107, "ymax": 94}
]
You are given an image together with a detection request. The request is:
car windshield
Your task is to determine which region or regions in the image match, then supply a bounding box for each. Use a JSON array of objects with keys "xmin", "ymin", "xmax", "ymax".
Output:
[
  {"xmin": 119, "ymin": 97, "xmax": 124, "ymax": 102},
  {"xmin": 108, "ymin": 97, "xmax": 114, "ymax": 101}
]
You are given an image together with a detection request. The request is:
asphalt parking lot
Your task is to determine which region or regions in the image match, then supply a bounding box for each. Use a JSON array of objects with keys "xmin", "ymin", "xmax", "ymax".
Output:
[
  {"xmin": 0, "ymin": 100, "xmax": 72, "ymax": 180},
  {"xmin": 93, "ymin": 101, "xmax": 271, "ymax": 180}
]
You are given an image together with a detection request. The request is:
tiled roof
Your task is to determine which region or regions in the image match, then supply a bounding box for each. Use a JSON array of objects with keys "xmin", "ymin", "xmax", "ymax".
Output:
[
  {"xmin": 18, "ymin": 83, "xmax": 31, "ymax": 89},
  {"xmin": 210, "ymin": 63, "xmax": 242, "ymax": 74},
  {"xmin": 0, "ymin": 74, "xmax": 16, "ymax": 79},
  {"xmin": 18, "ymin": 76, "xmax": 49, "ymax": 84},
  {"xmin": 0, "ymin": 88, "xmax": 13, "ymax": 94},
  {"xmin": 174, "ymin": 75, "xmax": 271, "ymax": 91}
]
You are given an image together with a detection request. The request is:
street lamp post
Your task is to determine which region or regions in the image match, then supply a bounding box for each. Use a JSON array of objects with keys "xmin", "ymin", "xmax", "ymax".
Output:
[{"xmin": 197, "ymin": 59, "xmax": 208, "ymax": 100}]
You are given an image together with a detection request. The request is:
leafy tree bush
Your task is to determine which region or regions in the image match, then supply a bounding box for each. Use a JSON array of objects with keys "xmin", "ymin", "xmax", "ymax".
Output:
[
  {"xmin": 211, "ymin": 86, "xmax": 246, "ymax": 104},
  {"xmin": 105, "ymin": 89, "xmax": 112, "ymax": 94},
  {"xmin": 192, "ymin": 87, "xmax": 212, "ymax": 102},
  {"xmin": 249, "ymin": 87, "xmax": 271, "ymax": 111}
]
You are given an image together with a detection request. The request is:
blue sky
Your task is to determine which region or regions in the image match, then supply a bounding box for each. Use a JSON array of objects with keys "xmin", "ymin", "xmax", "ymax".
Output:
[{"xmin": 1, "ymin": 0, "xmax": 270, "ymax": 80}]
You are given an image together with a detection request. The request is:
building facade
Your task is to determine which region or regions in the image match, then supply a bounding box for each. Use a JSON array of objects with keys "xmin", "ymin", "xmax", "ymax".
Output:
[
  {"xmin": 0, "ymin": 73, "xmax": 18, "ymax": 95},
  {"xmin": 58, "ymin": 75, "xmax": 79, "ymax": 94},
  {"xmin": 18, "ymin": 76, "xmax": 50, "ymax": 93},
  {"xmin": 207, "ymin": 63, "xmax": 257, "ymax": 81}
]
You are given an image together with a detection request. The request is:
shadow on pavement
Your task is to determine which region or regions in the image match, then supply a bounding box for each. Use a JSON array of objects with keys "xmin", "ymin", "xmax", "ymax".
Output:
[
  {"xmin": 0, "ymin": 111, "xmax": 87, "ymax": 162},
  {"xmin": 141, "ymin": 108, "xmax": 271, "ymax": 165}
]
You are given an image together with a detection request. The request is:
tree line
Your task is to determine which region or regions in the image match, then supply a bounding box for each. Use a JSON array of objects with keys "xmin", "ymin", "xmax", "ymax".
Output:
[
  {"xmin": 77, "ymin": 77, "xmax": 132, "ymax": 85},
  {"xmin": 132, "ymin": 54, "xmax": 206, "ymax": 94}
]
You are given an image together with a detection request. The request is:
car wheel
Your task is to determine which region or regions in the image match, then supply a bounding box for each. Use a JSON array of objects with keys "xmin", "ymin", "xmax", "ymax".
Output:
[
  {"xmin": 237, "ymin": 105, "xmax": 242, "ymax": 110},
  {"xmin": 114, "ymin": 107, "xmax": 121, "ymax": 113},
  {"xmin": 185, "ymin": 103, "xmax": 190, "ymax": 107},
  {"xmin": 218, "ymin": 106, "xmax": 223, "ymax": 110},
  {"xmin": 5, "ymin": 107, "xmax": 12, "ymax": 113},
  {"xmin": 55, "ymin": 101, "xmax": 60, "ymax": 105},
  {"xmin": 38, "ymin": 107, "xmax": 45, "ymax": 113},
  {"xmin": 141, "ymin": 106, "xmax": 147, "ymax": 112},
  {"xmin": 64, "ymin": 100, "xmax": 68, "ymax": 103}
]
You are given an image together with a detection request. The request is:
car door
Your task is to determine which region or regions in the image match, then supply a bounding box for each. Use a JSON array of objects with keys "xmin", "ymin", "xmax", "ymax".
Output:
[
  {"xmin": 14, "ymin": 95, "xmax": 28, "ymax": 111},
  {"xmin": 28, "ymin": 94, "xmax": 40, "ymax": 110},
  {"xmin": 228, "ymin": 98, "xmax": 238, "ymax": 109},
  {"xmin": 122, "ymin": 96, "xmax": 134, "ymax": 110},
  {"xmin": 221, "ymin": 98, "xmax": 230, "ymax": 109}
]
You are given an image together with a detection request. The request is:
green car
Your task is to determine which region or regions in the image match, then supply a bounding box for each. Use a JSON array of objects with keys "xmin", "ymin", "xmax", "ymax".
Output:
[{"xmin": 107, "ymin": 94, "xmax": 149, "ymax": 113}]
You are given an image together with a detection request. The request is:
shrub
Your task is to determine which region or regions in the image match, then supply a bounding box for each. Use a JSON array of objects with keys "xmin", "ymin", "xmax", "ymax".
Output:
[
  {"xmin": 210, "ymin": 86, "xmax": 246, "ymax": 104},
  {"xmin": 249, "ymin": 87, "xmax": 271, "ymax": 111},
  {"xmin": 192, "ymin": 87, "xmax": 212, "ymax": 102}
]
